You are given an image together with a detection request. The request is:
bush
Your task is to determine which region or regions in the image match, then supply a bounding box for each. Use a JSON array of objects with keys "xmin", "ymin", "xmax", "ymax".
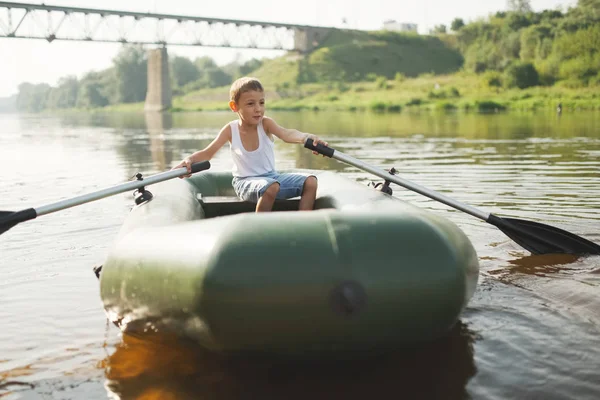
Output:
[
  {"xmin": 435, "ymin": 102, "xmax": 458, "ymax": 111},
  {"xmin": 336, "ymin": 81, "xmax": 350, "ymax": 92},
  {"xmin": 476, "ymin": 100, "xmax": 507, "ymax": 112},
  {"xmin": 504, "ymin": 62, "xmax": 539, "ymax": 89},
  {"xmin": 555, "ymin": 78, "xmax": 587, "ymax": 89},
  {"xmin": 589, "ymin": 73, "xmax": 600, "ymax": 87},
  {"xmin": 559, "ymin": 55, "xmax": 600, "ymax": 82},
  {"xmin": 406, "ymin": 98, "xmax": 423, "ymax": 106},
  {"xmin": 366, "ymin": 102, "xmax": 402, "ymax": 113},
  {"xmin": 428, "ymin": 90, "xmax": 446, "ymax": 99},
  {"xmin": 394, "ymin": 72, "xmax": 406, "ymax": 82},
  {"xmin": 535, "ymin": 57, "xmax": 559, "ymax": 85},
  {"xmin": 387, "ymin": 104, "xmax": 402, "ymax": 112},
  {"xmin": 427, "ymin": 87, "xmax": 460, "ymax": 99},
  {"xmin": 375, "ymin": 76, "xmax": 390, "ymax": 89},
  {"xmin": 369, "ymin": 101, "xmax": 387, "ymax": 112},
  {"xmin": 483, "ymin": 71, "xmax": 503, "ymax": 89},
  {"xmin": 451, "ymin": 18, "xmax": 465, "ymax": 31}
]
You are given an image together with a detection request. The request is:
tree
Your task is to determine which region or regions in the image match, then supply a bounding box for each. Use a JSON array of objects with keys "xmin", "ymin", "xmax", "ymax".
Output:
[
  {"xmin": 47, "ymin": 76, "xmax": 79, "ymax": 109},
  {"xmin": 507, "ymin": 0, "xmax": 532, "ymax": 14},
  {"xmin": 577, "ymin": 0, "xmax": 600, "ymax": 19},
  {"xmin": 16, "ymin": 82, "xmax": 51, "ymax": 112},
  {"xmin": 181, "ymin": 58, "xmax": 233, "ymax": 91},
  {"xmin": 194, "ymin": 56, "xmax": 218, "ymax": 71},
  {"xmin": 432, "ymin": 24, "xmax": 447, "ymax": 34},
  {"xmin": 239, "ymin": 59, "xmax": 263, "ymax": 76},
  {"xmin": 519, "ymin": 24, "xmax": 553, "ymax": 61},
  {"xmin": 223, "ymin": 58, "xmax": 264, "ymax": 79},
  {"xmin": 507, "ymin": 12, "xmax": 532, "ymax": 30},
  {"xmin": 76, "ymin": 81, "xmax": 109, "ymax": 108},
  {"xmin": 112, "ymin": 45, "xmax": 147, "ymax": 104},
  {"xmin": 504, "ymin": 62, "xmax": 539, "ymax": 88},
  {"xmin": 483, "ymin": 71, "xmax": 503, "ymax": 90},
  {"xmin": 578, "ymin": 0, "xmax": 600, "ymax": 10},
  {"xmin": 451, "ymin": 18, "xmax": 465, "ymax": 32},
  {"xmin": 76, "ymin": 71, "xmax": 111, "ymax": 108},
  {"xmin": 170, "ymin": 56, "xmax": 199, "ymax": 87}
]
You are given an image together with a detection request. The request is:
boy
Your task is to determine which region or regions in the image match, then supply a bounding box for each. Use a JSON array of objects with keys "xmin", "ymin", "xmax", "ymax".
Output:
[{"xmin": 172, "ymin": 77, "xmax": 328, "ymax": 212}]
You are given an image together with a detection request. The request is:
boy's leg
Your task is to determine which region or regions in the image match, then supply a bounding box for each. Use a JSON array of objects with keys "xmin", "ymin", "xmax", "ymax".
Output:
[
  {"xmin": 299, "ymin": 176, "xmax": 318, "ymax": 211},
  {"xmin": 256, "ymin": 182, "xmax": 280, "ymax": 212},
  {"xmin": 233, "ymin": 175, "xmax": 279, "ymax": 212},
  {"xmin": 274, "ymin": 173, "xmax": 318, "ymax": 211}
]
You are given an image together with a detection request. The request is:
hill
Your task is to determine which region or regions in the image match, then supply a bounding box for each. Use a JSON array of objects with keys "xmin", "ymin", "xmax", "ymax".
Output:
[{"xmin": 251, "ymin": 30, "xmax": 464, "ymax": 87}]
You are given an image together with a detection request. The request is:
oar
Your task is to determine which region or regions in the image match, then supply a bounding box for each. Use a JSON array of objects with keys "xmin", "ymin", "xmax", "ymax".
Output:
[
  {"xmin": 305, "ymin": 139, "xmax": 600, "ymax": 256},
  {"xmin": 0, "ymin": 161, "xmax": 211, "ymax": 236}
]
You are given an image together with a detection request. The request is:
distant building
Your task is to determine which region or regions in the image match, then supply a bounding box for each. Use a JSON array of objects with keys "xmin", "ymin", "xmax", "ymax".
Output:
[{"xmin": 382, "ymin": 20, "xmax": 418, "ymax": 33}]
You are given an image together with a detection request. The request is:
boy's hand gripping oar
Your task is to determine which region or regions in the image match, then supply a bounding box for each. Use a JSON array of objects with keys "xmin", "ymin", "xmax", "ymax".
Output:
[
  {"xmin": 0, "ymin": 161, "xmax": 211, "ymax": 236},
  {"xmin": 305, "ymin": 139, "xmax": 600, "ymax": 256}
]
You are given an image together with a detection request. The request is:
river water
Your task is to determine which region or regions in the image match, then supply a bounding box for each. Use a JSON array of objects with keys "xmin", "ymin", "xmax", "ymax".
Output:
[{"xmin": 1, "ymin": 110, "xmax": 599, "ymax": 399}]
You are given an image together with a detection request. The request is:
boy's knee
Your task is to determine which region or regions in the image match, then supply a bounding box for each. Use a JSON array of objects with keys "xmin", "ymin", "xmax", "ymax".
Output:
[
  {"xmin": 263, "ymin": 182, "xmax": 280, "ymax": 199},
  {"xmin": 303, "ymin": 176, "xmax": 318, "ymax": 192}
]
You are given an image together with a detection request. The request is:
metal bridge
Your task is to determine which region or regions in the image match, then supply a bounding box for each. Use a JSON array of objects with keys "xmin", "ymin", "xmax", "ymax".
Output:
[
  {"xmin": 0, "ymin": 2, "xmax": 334, "ymax": 111},
  {"xmin": 0, "ymin": 1, "xmax": 331, "ymax": 51}
]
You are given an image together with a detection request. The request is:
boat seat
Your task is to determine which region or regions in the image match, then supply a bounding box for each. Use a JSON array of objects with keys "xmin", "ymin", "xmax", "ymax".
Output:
[
  {"xmin": 196, "ymin": 194, "xmax": 301, "ymax": 218},
  {"xmin": 197, "ymin": 195, "xmax": 247, "ymax": 203}
]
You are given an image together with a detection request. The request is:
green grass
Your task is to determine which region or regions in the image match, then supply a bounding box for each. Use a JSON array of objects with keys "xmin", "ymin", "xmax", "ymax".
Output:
[
  {"xmin": 100, "ymin": 102, "xmax": 145, "ymax": 112},
  {"xmin": 249, "ymin": 54, "xmax": 302, "ymax": 87},
  {"xmin": 78, "ymin": 73, "xmax": 600, "ymax": 114},
  {"xmin": 168, "ymin": 72, "xmax": 600, "ymax": 113}
]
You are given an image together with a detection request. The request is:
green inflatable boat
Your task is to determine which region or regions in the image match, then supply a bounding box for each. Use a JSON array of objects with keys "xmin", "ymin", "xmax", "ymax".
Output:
[{"xmin": 99, "ymin": 164, "xmax": 479, "ymax": 357}]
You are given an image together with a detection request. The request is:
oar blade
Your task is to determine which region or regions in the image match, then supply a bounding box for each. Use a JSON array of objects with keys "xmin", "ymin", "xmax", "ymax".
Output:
[
  {"xmin": 488, "ymin": 215, "xmax": 600, "ymax": 256},
  {"xmin": 0, "ymin": 209, "xmax": 37, "ymax": 236},
  {"xmin": 0, "ymin": 211, "xmax": 18, "ymax": 235}
]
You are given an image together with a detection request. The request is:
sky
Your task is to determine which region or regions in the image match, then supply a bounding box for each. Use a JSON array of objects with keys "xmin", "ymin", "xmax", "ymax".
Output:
[{"xmin": 0, "ymin": 0, "xmax": 577, "ymax": 97}]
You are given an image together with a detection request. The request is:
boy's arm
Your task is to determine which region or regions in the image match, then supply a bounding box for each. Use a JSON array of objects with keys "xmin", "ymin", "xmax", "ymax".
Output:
[
  {"xmin": 172, "ymin": 125, "xmax": 231, "ymax": 176},
  {"xmin": 262, "ymin": 117, "xmax": 328, "ymax": 147}
]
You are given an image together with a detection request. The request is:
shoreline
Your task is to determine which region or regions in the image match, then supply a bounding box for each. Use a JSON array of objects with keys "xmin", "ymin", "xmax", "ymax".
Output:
[
  {"xmin": 107, "ymin": 75, "xmax": 600, "ymax": 114},
  {"xmin": 19, "ymin": 74, "xmax": 600, "ymax": 116}
]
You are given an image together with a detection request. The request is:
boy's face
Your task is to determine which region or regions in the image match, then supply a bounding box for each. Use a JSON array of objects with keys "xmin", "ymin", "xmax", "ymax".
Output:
[{"xmin": 230, "ymin": 90, "xmax": 265, "ymax": 125}]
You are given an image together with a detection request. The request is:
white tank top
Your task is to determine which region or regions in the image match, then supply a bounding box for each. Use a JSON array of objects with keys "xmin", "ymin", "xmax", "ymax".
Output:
[{"xmin": 229, "ymin": 119, "xmax": 276, "ymax": 177}]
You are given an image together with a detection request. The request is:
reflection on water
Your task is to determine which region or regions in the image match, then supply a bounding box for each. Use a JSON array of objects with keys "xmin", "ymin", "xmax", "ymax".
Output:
[
  {"xmin": 491, "ymin": 253, "xmax": 581, "ymax": 278},
  {"xmin": 103, "ymin": 323, "xmax": 476, "ymax": 400},
  {"xmin": 1, "ymin": 110, "xmax": 599, "ymax": 399},
  {"xmin": 145, "ymin": 112, "xmax": 173, "ymax": 171},
  {"xmin": 54, "ymin": 110, "xmax": 600, "ymax": 140}
]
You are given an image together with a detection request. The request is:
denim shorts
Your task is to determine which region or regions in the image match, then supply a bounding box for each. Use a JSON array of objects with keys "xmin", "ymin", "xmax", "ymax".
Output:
[{"xmin": 232, "ymin": 171, "xmax": 315, "ymax": 203}]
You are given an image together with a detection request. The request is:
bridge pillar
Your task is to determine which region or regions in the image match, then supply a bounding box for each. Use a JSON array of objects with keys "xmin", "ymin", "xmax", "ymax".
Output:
[
  {"xmin": 145, "ymin": 47, "xmax": 172, "ymax": 112},
  {"xmin": 293, "ymin": 27, "xmax": 332, "ymax": 53}
]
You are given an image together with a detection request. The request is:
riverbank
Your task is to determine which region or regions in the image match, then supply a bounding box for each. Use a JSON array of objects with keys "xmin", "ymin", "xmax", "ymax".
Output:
[{"xmin": 102, "ymin": 73, "xmax": 600, "ymax": 114}]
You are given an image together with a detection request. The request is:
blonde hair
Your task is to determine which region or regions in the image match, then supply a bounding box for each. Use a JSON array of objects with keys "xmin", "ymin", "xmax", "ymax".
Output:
[{"xmin": 229, "ymin": 77, "xmax": 264, "ymax": 103}]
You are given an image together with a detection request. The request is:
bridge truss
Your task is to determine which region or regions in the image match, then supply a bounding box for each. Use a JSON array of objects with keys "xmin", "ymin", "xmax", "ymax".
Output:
[{"xmin": 0, "ymin": 1, "xmax": 323, "ymax": 50}]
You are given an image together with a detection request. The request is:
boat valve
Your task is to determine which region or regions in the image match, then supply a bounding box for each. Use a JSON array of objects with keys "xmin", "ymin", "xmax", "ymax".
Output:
[
  {"xmin": 368, "ymin": 167, "xmax": 397, "ymax": 195},
  {"xmin": 133, "ymin": 172, "xmax": 154, "ymax": 205},
  {"xmin": 330, "ymin": 280, "xmax": 367, "ymax": 317}
]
